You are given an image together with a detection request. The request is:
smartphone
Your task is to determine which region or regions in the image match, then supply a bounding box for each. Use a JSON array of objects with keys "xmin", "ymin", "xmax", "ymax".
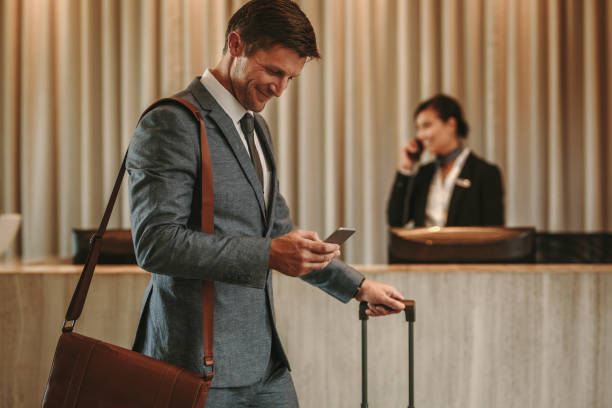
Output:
[
  {"xmin": 324, "ymin": 227, "xmax": 356, "ymax": 245},
  {"xmin": 407, "ymin": 139, "xmax": 424, "ymax": 162}
]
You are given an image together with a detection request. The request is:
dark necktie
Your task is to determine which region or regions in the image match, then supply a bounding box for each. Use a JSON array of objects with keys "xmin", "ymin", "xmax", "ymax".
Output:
[{"xmin": 239, "ymin": 113, "xmax": 264, "ymax": 188}]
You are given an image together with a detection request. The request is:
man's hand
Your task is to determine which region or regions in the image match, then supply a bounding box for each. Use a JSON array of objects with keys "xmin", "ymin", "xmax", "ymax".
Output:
[
  {"xmin": 355, "ymin": 279, "xmax": 405, "ymax": 317},
  {"xmin": 269, "ymin": 229, "xmax": 340, "ymax": 277}
]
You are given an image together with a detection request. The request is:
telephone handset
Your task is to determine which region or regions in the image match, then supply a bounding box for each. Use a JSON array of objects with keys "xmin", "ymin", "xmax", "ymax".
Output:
[{"xmin": 407, "ymin": 139, "xmax": 424, "ymax": 162}]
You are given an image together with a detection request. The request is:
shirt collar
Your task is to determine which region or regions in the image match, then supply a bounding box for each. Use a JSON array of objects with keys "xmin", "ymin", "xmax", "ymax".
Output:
[
  {"xmin": 200, "ymin": 69, "xmax": 252, "ymax": 124},
  {"xmin": 453, "ymin": 147, "xmax": 471, "ymax": 170}
]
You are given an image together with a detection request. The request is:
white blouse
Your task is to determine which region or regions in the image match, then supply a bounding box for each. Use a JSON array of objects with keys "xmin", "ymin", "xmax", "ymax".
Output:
[{"xmin": 425, "ymin": 148, "xmax": 471, "ymax": 227}]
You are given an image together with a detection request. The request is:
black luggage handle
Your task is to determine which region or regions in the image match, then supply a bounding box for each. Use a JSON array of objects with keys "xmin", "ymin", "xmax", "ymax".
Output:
[{"xmin": 359, "ymin": 300, "xmax": 416, "ymax": 408}]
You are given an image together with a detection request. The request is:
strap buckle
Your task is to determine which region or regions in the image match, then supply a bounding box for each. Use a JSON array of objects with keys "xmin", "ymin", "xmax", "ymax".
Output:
[
  {"xmin": 62, "ymin": 319, "xmax": 76, "ymax": 332},
  {"xmin": 203, "ymin": 358, "xmax": 214, "ymax": 381}
]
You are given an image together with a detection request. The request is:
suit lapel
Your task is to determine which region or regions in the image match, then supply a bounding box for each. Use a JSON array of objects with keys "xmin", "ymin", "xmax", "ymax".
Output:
[
  {"xmin": 446, "ymin": 153, "xmax": 474, "ymax": 225},
  {"xmin": 254, "ymin": 114, "xmax": 276, "ymax": 175},
  {"xmin": 187, "ymin": 79, "xmax": 268, "ymax": 222}
]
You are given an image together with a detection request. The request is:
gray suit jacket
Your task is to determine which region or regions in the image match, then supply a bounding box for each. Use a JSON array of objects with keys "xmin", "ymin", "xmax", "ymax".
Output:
[{"xmin": 127, "ymin": 77, "xmax": 364, "ymax": 387}]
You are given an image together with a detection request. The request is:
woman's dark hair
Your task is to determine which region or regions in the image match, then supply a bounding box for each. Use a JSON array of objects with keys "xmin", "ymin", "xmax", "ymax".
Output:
[
  {"xmin": 223, "ymin": 0, "xmax": 320, "ymax": 59},
  {"xmin": 413, "ymin": 94, "xmax": 469, "ymax": 138}
]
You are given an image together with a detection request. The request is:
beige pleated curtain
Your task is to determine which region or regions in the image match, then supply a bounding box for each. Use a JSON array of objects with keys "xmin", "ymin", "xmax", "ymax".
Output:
[{"xmin": 1, "ymin": 0, "xmax": 610, "ymax": 263}]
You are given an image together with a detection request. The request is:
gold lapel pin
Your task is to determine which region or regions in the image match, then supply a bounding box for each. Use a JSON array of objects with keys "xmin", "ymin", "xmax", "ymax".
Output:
[{"xmin": 455, "ymin": 178, "xmax": 471, "ymax": 188}]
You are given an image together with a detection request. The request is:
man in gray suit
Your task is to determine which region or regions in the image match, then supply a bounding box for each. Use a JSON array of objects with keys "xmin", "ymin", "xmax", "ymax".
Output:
[{"xmin": 127, "ymin": 0, "xmax": 406, "ymax": 406}]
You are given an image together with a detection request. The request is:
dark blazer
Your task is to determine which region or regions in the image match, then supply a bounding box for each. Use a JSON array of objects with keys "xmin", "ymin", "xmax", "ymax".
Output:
[
  {"xmin": 387, "ymin": 152, "xmax": 504, "ymax": 227},
  {"xmin": 127, "ymin": 78, "xmax": 364, "ymax": 388}
]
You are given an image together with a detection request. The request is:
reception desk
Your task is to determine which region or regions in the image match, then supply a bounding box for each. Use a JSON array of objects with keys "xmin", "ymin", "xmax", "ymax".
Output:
[{"xmin": 1, "ymin": 263, "xmax": 611, "ymax": 407}]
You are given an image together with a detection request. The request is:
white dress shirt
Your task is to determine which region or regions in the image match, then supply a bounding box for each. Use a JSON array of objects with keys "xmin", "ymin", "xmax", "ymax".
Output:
[
  {"xmin": 200, "ymin": 70, "xmax": 271, "ymax": 209},
  {"xmin": 425, "ymin": 147, "xmax": 471, "ymax": 227}
]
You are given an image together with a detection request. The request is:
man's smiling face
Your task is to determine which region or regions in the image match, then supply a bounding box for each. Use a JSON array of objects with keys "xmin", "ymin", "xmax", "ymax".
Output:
[{"xmin": 229, "ymin": 43, "xmax": 307, "ymax": 112}]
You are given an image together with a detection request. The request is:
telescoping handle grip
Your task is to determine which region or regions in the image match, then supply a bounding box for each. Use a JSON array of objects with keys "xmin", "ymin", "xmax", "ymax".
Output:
[{"xmin": 359, "ymin": 300, "xmax": 416, "ymax": 408}]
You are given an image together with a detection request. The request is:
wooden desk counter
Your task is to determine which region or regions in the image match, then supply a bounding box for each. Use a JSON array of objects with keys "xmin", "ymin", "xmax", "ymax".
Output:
[{"xmin": 1, "ymin": 263, "xmax": 611, "ymax": 407}]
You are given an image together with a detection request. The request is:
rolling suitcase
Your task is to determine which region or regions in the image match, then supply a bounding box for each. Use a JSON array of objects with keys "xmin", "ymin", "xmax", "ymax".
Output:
[{"xmin": 359, "ymin": 300, "xmax": 416, "ymax": 408}]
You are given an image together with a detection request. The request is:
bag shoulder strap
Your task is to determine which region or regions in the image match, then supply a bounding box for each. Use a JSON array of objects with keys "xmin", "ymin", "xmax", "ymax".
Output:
[{"xmin": 62, "ymin": 97, "xmax": 215, "ymax": 378}]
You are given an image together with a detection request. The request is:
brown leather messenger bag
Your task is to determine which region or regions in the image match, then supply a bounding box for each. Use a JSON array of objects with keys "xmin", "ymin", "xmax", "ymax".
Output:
[{"xmin": 42, "ymin": 98, "xmax": 215, "ymax": 407}]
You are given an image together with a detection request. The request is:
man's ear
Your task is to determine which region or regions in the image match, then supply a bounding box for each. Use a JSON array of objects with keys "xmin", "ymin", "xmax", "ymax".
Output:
[{"xmin": 227, "ymin": 31, "xmax": 244, "ymax": 57}]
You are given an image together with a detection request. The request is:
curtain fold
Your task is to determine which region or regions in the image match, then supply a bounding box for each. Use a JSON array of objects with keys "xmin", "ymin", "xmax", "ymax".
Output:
[
  {"xmin": 1, "ymin": 0, "xmax": 21, "ymax": 221},
  {"xmin": 0, "ymin": 0, "xmax": 610, "ymax": 263}
]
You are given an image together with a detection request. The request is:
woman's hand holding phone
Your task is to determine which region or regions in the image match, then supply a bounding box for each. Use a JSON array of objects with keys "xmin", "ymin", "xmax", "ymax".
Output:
[{"xmin": 399, "ymin": 139, "xmax": 423, "ymax": 172}]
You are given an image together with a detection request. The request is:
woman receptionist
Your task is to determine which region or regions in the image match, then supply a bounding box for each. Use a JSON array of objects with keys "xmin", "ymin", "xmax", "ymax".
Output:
[{"xmin": 387, "ymin": 94, "xmax": 504, "ymax": 227}]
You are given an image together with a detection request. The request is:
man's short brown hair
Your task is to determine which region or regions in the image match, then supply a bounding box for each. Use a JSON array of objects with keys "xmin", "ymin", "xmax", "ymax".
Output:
[{"xmin": 223, "ymin": 0, "xmax": 320, "ymax": 59}]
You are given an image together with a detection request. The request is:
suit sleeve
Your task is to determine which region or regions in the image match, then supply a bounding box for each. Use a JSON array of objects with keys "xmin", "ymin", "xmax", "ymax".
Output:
[
  {"xmin": 481, "ymin": 164, "xmax": 505, "ymax": 226},
  {"xmin": 300, "ymin": 259, "xmax": 364, "ymax": 303},
  {"xmin": 127, "ymin": 106, "xmax": 269, "ymax": 288},
  {"xmin": 387, "ymin": 171, "xmax": 416, "ymax": 227},
  {"xmin": 268, "ymin": 154, "xmax": 364, "ymax": 304}
]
